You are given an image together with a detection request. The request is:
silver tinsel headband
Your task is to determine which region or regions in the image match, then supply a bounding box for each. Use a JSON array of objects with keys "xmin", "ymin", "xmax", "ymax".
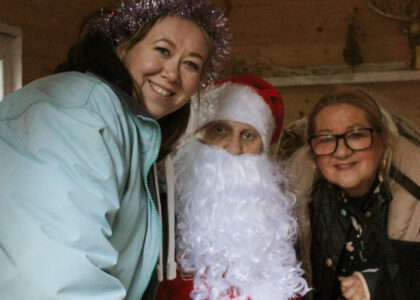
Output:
[{"xmin": 87, "ymin": 0, "xmax": 232, "ymax": 84}]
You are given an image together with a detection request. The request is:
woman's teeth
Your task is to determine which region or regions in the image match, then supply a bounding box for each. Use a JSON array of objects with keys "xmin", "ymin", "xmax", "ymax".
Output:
[
  {"xmin": 149, "ymin": 81, "xmax": 172, "ymax": 97},
  {"xmin": 336, "ymin": 163, "xmax": 354, "ymax": 169}
]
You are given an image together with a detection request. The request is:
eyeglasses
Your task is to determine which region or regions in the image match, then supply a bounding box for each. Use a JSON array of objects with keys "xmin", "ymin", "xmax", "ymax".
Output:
[{"xmin": 308, "ymin": 128, "xmax": 375, "ymax": 156}]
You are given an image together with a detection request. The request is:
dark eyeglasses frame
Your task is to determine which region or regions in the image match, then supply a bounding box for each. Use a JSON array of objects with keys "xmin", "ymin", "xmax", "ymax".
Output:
[{"xmin": 308, "ymin": 128, "xmax": 375, "ymax": 156}]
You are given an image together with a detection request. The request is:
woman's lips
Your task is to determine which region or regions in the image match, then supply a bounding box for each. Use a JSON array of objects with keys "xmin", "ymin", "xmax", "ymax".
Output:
[
  {"xmin": 148, "ymin": 80, "xmax": 174, "ymax": 97},
  {"xmin": 335, "ymin": 162, "xmax": 356, "ymax": 170}
]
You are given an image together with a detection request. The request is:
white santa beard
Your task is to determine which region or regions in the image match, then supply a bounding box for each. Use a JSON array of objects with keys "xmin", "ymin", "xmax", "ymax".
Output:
[{"xmin": 174, "ymin": 138, "xmax": 308, "ymax": 300}]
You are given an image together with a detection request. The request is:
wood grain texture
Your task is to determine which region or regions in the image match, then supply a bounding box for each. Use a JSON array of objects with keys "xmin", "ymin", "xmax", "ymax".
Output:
[
  {"xmin": 0, "ymin": 0, "xmax": 115, "ymax": 84},
  {"xmin": 0, "ymin": 0, "xmax": 418, "ymax": 127}
]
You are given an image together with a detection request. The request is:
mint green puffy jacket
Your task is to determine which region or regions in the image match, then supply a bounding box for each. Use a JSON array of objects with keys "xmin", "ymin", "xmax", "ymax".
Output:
[{"xmin": 0, "ymin": 72, "xmax": 162, "ymax": 299}]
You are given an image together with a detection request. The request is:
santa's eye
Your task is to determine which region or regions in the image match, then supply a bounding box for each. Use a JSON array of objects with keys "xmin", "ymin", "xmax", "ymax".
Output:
[
  {"xmin": 210, "ymin": 123, "xmax": 230, "ymax": 136},
  {"xmin": 201, "ymin": 122, "xmax": 232, "ymax": 141},
  {"xmin": 242, "ymin": 131, "xmax": 254, "ymax": 140}
]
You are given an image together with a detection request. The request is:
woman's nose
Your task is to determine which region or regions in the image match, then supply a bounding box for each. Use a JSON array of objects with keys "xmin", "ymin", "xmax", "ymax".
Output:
[
  {"xmin": 224, "ymin": 135, "xmax": 243, "ymax": 155},
  {"xmin": 162, "ymin": 59, "xmax": 180, "ymax": 83},
  {"xmin": 334, "ymin": 137, "xmax": 352, "ymax": 157}
]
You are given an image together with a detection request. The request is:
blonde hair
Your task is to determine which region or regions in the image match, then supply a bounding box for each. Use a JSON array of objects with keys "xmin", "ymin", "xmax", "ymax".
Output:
[{"xmin": 306, "ymin": 86, "xmax": 399, "ymax": 184}]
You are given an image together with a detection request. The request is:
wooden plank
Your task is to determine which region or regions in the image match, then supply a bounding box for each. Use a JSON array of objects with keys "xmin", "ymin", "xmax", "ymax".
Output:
[{"xmin": 265, "ymin": 69, "xmax": 420, "ymax": 87}]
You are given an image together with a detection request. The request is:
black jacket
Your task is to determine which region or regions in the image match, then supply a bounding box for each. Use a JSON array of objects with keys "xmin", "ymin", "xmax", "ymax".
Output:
[{"xmin": 309, "ymin": 178, "xmax": 407, "ymax": 300}]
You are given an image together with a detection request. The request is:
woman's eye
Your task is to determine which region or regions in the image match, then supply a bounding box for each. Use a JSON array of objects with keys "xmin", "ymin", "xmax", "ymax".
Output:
[
  {"xmin": 184, "ymin": 60, "xmax": 200, "ymax": 71},
  {"xmin": 155, "ymin": 47, "xmax": 170, "ymax": 56},
  {"xmin": 348, "ymin": 131, "xmax": 369, "ymax": 139},
  {"xmin": 317, "ymin": 135, "xmax": 335, "ymax": 144},
  {"xmin": 348, "ymin": 132, "xmax": 364, "ymax": 138}
]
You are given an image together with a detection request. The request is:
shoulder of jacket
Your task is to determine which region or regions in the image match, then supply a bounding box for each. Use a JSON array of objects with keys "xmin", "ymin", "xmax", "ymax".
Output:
[
  {"xmin": 388, "ymin": 135, "xmax": 420, "ymax": 241},
  {"xmin": 393, "ymin": 136, "xmax": 420, "ymax": 186},
  {"xmin": 0, "ymin": 72, "xmax": 118, "ymax": 121},
  {"xmin": 285, "ymin": 147, "xmax": 316, "ymax": 200}
]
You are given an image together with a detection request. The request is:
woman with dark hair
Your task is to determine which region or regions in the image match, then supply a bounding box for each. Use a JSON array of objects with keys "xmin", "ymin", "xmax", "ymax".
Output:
[
  {"xmin": 280, "ymin": 87, "xmax": 420, "ymax": 300},
  {"xmin": 0, "ymin": 1, "xmax": 231, "ymax": 299}
]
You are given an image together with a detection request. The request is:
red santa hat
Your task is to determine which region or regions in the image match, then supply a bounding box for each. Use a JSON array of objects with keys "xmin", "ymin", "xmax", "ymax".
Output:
[{"xmin": 195, "ymin": 74, "xmax": 284, "ymax": 152}]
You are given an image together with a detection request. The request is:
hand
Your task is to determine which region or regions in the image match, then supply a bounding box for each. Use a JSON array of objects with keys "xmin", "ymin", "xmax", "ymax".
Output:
[{"xmin": 339, "ymin": 274, "xmax": 367, "ymax": 300}]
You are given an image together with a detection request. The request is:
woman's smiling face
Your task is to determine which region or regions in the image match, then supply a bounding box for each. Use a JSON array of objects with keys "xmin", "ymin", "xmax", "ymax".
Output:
[
  {"xmin": 314, "ymin": 104, "xmax": 384, "ymax": 197},
  {"xmin": 118, "ymin": 16, "xmax": 210, "ymax": 119}
]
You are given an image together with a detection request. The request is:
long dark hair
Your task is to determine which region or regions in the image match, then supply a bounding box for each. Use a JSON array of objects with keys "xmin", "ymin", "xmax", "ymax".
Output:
[{"xmin": 54, "ymin": 14, "xmax": 190, "ymax": 160}]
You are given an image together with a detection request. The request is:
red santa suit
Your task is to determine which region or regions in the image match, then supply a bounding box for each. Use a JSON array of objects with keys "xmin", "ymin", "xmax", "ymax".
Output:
[
  {"xmin": 156, "ymin": 275, "xmax": 303, "ymax": 300},
  {"xmin": 156, "ymin": 274, "xmax": 194, "ymax": 300}
]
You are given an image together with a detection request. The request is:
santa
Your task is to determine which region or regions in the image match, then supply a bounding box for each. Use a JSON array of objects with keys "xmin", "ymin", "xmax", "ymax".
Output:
[{"xmin": 156, "ymin": 75, "xmax": 309, "ymax": 300}]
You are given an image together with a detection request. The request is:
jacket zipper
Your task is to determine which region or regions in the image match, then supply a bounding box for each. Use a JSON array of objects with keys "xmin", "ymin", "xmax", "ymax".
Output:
[{"xmin": 138, "ymin": 116, "xmax": 162, "ymax": 300}]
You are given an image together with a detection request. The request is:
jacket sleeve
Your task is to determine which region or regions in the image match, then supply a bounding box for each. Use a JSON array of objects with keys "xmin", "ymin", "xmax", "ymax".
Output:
[{"xmin": 0, "ymin": 82, "xmax": 132, "ymax": 299}]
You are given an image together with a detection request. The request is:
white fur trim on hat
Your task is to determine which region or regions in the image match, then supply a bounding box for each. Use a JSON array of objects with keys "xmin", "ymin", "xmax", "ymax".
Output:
[{"xmin": 193, "ymin": 82, "xmax": 276, "ymax": 152}]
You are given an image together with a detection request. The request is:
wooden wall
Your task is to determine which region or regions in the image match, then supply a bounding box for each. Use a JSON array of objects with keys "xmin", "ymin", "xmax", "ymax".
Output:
[
  {"xmin": 0, "ymin": 0, "xmax": 114, "ymax": 84},
  {"xmin": 222, "ymin": 0, "xmax": 420, "ymax": 129},
  {"xmin": 227, "ymin": 0, "xmax": 410, "ymax": 67},
  {"xmin": 0, "ymin": 0, "xmax": 419, "ymax": 128},
  {"xmin": 221, "ymin": 0, "xmax": 420, "ymax": 126}
]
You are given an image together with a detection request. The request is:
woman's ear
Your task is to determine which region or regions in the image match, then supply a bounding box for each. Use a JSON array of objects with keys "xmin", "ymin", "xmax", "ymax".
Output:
[{"xmin": 115, "ymin": 43, "xmax": 127, "ymax": 60}]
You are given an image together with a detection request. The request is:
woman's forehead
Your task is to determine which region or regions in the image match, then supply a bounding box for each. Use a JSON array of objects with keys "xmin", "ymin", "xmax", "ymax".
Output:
[{"xmin": 315, "ymin": 104, "xmax": 370, "ymax": 132}]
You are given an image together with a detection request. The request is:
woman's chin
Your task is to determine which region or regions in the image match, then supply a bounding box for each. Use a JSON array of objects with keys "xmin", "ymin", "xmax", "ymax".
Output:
[
  {"xmin": 332, "ymin": 176, "xmax": 365, "ymax": 196},
  {"xmin": 340, "ymin": 182, "xmax": 369, "ymax": 197}
]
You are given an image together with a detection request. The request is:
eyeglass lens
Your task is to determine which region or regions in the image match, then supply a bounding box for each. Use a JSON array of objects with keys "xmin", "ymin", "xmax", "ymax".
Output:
[{"xmin": 310, "ymin": 128, "xmax": 373, "ymax": 155}]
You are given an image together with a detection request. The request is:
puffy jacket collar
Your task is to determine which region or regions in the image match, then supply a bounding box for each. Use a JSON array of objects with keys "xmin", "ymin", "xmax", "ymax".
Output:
[{"xmin": 87, "ymin": 71, "xmax": 154, "ymax": 120}]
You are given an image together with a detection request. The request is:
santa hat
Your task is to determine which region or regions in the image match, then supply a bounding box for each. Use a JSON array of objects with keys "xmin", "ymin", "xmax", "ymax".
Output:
[{"xmin": 194, "ymin": 74, "xmax": 284, "ymax": 152}]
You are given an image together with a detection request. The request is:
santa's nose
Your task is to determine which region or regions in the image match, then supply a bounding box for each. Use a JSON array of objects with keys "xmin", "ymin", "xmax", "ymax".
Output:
[{"xmin": 224, "ymin": 136, "xmax": 243, "ymax": 155}]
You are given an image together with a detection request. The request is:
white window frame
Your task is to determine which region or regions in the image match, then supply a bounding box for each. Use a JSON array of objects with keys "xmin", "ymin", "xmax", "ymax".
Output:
[{"xmin": 0, "ymin": 21, "xmax": 22, "ymax": 99}]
